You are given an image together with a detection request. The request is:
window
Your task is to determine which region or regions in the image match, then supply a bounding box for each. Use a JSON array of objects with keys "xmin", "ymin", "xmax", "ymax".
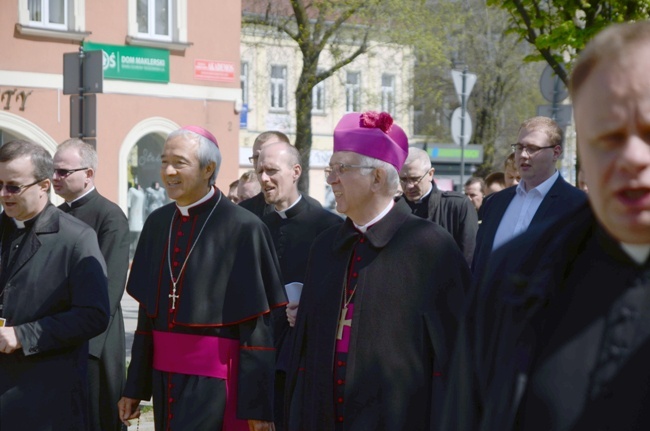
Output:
[
  {"xmin": 381, "ymin": 74, "xmax": 395, "ymax": 114},
  {"xmin": 345, "ymin": 72, "xmax": 361, "ymax": 112},
  {"xmin": 127, "ymin": 0, "xmax": 189, "ymax": 51},
  {"xmin": 137, "ymin": 0, "xmax": 171, "ymax": 40},
  {"xmin": 17, "ymin": 0, "xmax": 87, "ymax": 40},
  {"xmin": 270, "ymin": 65, "xmax": 288, "ymax": 111},
  {"xmin": 312, "ymin": 73, "xmax": 326, "ymax": 114},
  {"xmin": 241, "ymin": 62, "xmax": 249, "ymax": 105},
  {"xmin": 28, "ymin": 0, "xmax": 67, "ymax": 29}
]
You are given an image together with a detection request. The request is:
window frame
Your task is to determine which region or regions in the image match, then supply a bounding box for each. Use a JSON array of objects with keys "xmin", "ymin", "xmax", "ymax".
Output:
[
  {"xmin": 312, "ymin": 72, "xmax": 326, "ymax": 115},
  {"xmin": 270, "ymin": 65, "xmax": 288, "ymax": 112},
  {"xmin": 381, "ymin": 73, "xmax": 396, "ymax": 114},
  {"xmin": 345, "ymin": 71, "xmax": 361, "ymax": 113},
  {"xmin": 136, "ymin": 0, "xmax": 172, "ymax": 42}
]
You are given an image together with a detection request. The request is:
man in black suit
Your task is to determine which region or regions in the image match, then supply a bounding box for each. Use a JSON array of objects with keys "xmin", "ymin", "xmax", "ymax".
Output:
[
  {"xmin": 471, "ymin": 116, "xmax": 587, "ymax": 279},
  {"xmin": 53, "ymin": 139, "xmax": 130, "ymax": 431},
  {"xmin": 0, "ymin": 140, "xmax": 109, "ymax": 430}
]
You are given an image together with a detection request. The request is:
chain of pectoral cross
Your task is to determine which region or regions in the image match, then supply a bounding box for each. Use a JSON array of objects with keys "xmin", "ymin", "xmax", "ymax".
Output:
[{"xmin": 166, "ymin": 192, "xmax": 221, "ymax": 310}]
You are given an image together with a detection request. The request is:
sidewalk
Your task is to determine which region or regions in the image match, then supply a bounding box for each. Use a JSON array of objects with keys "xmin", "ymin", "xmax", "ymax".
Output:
[{"xmin": 122, "ymin": 294, "xmax": 155, "ymax": 430}]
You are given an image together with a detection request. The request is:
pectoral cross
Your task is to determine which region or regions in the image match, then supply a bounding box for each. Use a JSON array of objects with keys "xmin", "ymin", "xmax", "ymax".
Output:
[
  {"xmin": 169, "ymin": 281, "xmax": 179, "ymax": 310},
  {"xmin": 337, "ymin": 306, "xmax": 352, "ymax": 340}
]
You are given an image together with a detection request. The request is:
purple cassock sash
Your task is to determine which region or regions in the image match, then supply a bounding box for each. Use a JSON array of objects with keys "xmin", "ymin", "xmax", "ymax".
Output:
[{"xmin": 152, "ymin": 330, "xmax": 248, "ymax": 431}]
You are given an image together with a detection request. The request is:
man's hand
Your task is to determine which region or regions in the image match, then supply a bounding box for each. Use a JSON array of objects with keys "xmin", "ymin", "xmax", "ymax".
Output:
[
  {"xmin": 248, "ymin": 420, "xmax": 275, "ymax": 431},
  {"xmin": 286, "ymin": 302, "xmax": 299, "ymax": 327},
  {"xmin": 0, "ymin": 327, "xmax": 21, "ymax": 354},
  {"xmin": 118, "ymin": 397, "xmax": 141, "ymax": 426}
]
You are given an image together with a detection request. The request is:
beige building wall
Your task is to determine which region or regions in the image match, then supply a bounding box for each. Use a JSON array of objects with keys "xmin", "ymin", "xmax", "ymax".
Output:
[
  {"xmin": 0, "ymin": 0, "xmax": 242, "ymax": 212},
  {"xmin": 239, "ymin": 27, "xmax": 415, "ymax": 203}
]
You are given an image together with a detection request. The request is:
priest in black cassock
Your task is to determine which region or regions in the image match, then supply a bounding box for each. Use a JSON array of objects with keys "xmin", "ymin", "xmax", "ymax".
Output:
[
  {"xmin": 119, "ymin": 126, "xmax": 286, "ymax": 431},
  {"xmin": 53, "ymin": 139, "xmax": 130, "ymax": 431},
  {"xmin": 285, "ymin": 112, "xmax": 471, "ymax": 430},
  {"xmin": 240, "ymin": 130, "xmax": 322, "ymax": 218},
  {"xmin": 257, "ymin": 141, "xmax": 342, "ymax": 428},
  {"xmin": 442, "ymin": 22, "xmax": 650, "ymax": 431}
]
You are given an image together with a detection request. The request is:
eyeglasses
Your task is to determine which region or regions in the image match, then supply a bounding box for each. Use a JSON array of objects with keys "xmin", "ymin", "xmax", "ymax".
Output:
[
  {"xmin": 53, "ymin": 167, "xmax": 88, "ymax": 178},
  {"xmin": 511, "ymin": 143, "xmax": 556, "ymax": 156},
  {"xmin": 248, "ymin": 155, "xmax": 259, "ymax": 164},
  {"xmin": 0, "ymin": 178, "xmax": 45, "ymax": 194},
  {"xmin": 399, "ymin": 169, "xmax": 432, "ymax": 185},
  {"xmin": 324, "ymin": 163, "xmax": 375, "ymax": 177}
]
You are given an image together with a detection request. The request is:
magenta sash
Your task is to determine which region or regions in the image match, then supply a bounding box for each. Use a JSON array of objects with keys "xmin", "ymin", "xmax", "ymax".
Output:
[{"xmin": 152, "ymin": 330, "xmax": 248, "ymax": 431}]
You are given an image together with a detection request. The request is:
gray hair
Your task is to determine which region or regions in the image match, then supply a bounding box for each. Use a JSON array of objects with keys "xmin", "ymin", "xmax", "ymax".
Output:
[
  {"xmin": 404, "ymin": 147, "xmax": 431, "ymax": 172},
  {"xmin": 356, "ymin": 154, "xmax": 400, "ymax": 195},
  {"xmin": 57, "ymin": 138, "xmax": 98, "ymax": 171},
  {"xmin": 167, "ymin": 129, "xmax": 222, "ymax": 186}
]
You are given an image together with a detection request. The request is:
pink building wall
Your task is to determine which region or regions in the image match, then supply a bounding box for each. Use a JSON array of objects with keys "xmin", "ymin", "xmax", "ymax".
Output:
[{"xmin": 0, "ymin": 1, "xmax": 242, "ymax": 208}]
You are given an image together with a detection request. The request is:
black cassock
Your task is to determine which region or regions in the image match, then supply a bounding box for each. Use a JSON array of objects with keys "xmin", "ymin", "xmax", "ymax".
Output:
[
  {"xmin": 124, "ymin": 189, "xmax": 286, "ymax": 430},
  {"xmin": 443, "ymin": 202, "xmax": 650, "ymax": 431},
  {"xmin": 60, "ymin": 188, "xmax": 130, "ymax": 431},
  {"xmin": 262, "ymin": 196, "xmax": 342, "ymax": 427},
  {"xmin": 286, "ymin": 200, "xmax": 470, "ymax": 431}
]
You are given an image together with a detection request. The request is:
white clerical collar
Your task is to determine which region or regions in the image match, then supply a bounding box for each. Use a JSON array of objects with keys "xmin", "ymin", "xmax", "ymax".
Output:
[
  {"xmin": 13, "ymin": 218, "xmax": 26, "ymax": 229},
  {"xmin": 414, "ymin": 183, "xmax": 433, "ymax": 204},
  {"xmin": 620, "ymin": 242, "xmax": 650, "ymax": 265},
  {"xmin": 275, "ymin": 194, "xmax": 302, "ymax": 219},
  {"xmin": 176, "ymin": 187, "xmax": 215, "ymax": 216},
  {"xmin": 353, "ymin": 200, "xmax": 394, "ymax": 233},
  {"xmin": 517, "ymin": 170, "xmax": 558, "ymax": 196},
  {"xmin": 67, "ymin": 186, "xmax": 95, "ymax": 205}
]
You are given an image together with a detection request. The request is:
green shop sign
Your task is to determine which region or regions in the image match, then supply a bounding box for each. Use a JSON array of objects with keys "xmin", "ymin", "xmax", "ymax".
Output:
[
  {"xmin": 428, "ymin": 144, "xmax": 483, "ymax": 163},
  {"xmin": 83, "ymin": 42, "xmax": 169, "ymax": 83}
]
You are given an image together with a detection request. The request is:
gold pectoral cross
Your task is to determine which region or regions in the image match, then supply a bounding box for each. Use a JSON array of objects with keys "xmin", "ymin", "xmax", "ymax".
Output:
[{"xmin": 337, "ymin": 306, "xmax": 352, "ymax": 340}]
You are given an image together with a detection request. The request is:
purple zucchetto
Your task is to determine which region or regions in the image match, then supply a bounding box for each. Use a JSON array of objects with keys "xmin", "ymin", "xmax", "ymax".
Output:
[
  {"xmin": 181, "ymin": 125, "xmax": 219, "ymax": 148},
  {"xmin": 333, "ymin": 111, "xmax": 408, "ymax": 171}
]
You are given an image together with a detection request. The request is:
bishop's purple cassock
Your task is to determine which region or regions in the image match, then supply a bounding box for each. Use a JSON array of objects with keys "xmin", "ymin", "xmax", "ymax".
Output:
[{"xmin": 123, "ymin": 188, "xmax": 287, "ymax": 430}]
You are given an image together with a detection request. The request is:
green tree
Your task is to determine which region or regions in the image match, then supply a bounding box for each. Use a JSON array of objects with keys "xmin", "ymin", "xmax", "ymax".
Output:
[
  {"xmin": 486, "ymin": 0, "xmax": 650, "ymax": 85},
  {"xmin": 242, "ymin": 0, "xmax": 447, "ymax": 193}
]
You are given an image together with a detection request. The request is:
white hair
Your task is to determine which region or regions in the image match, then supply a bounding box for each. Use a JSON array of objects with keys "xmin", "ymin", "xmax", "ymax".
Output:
[
  {"xmin": 167, "ymin": 129, "xmax": 222, "ymax": 186},
  {"xmin": 356, "ymin": 154, "xmax": 400, "ymax": 195}
]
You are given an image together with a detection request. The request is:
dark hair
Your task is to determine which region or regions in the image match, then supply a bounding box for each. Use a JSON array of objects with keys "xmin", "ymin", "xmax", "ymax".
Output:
[
  {"xmin": 485, "ymin": 171, "xmax": 505, "ymax": 188},
  {"xmin": 0, "ymin": 140, "xmax": 53, "ymax": 183},
  {"xmin": 464, "ymin": 176, "xmax": 485, "ymax": 188}
]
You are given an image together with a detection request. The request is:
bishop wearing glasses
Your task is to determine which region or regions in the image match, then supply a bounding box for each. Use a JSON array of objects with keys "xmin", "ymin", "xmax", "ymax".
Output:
[
  {"xmin": 471, "ymin": 116, "xmax": 587, "ymax": 279},
  {"xmin": 285, "ymin": 112, "xmax": 471, "ymax": 430}
]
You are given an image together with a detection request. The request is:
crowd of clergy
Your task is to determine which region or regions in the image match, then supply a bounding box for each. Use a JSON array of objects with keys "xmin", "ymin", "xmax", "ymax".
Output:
[{"xmin": 1, "ymin": 19, "xmax": 650, "ymax": 431}]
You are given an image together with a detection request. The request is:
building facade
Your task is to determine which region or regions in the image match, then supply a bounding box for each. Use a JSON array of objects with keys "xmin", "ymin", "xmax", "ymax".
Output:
[
  {"xmin": 239, "ymin": 18, "xmax": 415, "ymax": 205},
  {"xmin": 0, "ymin": 0, "xmax": 242, "ymax": 217}
]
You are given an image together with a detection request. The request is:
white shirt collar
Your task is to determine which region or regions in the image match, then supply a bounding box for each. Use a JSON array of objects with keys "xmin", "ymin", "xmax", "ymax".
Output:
[
  {"xmin": 620, "ymin": 243, "xmax": 650, "ymax": 265},
  {"xmin": 353, "ymin": 200, "xmax": 394, "ymax": 233},
  {"xmin": 176, "ymin": 187, "xmax": 215, "ymax": 216},
  {"xmin": 67, "ymin": 186, "xmax": 96, "ymax": 205},
  {"xmin": 275, "ymin": 195, "xmax": 302, "ymax": 219},
  {"xmin": 415, "ymin": 182, "xmax": 433, "ymax": 203},
  {"xmin": 517, "ymin": 170, "xmax": 559, "ymax": 197}
]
